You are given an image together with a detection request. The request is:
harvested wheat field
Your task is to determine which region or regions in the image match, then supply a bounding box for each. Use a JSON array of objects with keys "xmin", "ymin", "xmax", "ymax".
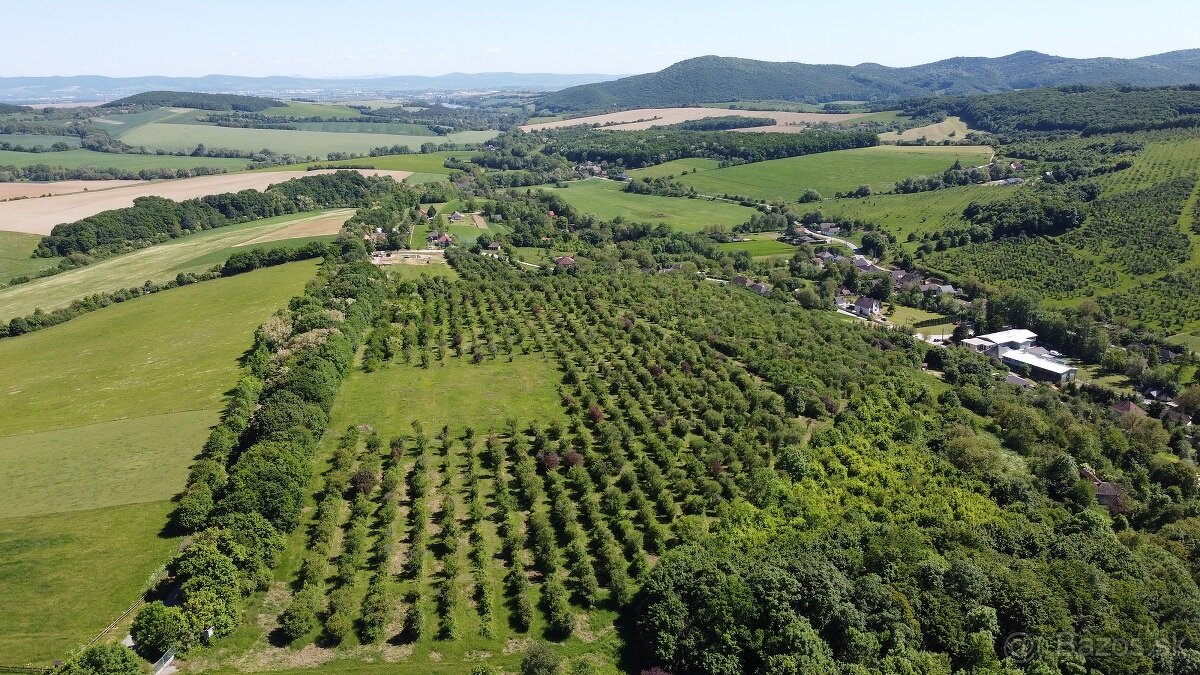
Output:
[
  {"xmin": 235, "ymin": 209, "xmax": 354, "ymax": 246},
  {"xmin": 520, "ymin": 107, "xmax": 871, "ymax": 132},
  {"xmin": 0, "ymin": 169, "xmax": 411, "ymax": 235},
  {"xmin": 0, "ymin": 180, "xmax": 143, "ymax": 201}
]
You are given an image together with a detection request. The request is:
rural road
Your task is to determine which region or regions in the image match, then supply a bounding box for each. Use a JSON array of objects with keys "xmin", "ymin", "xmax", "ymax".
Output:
[{"xmin": 0, "ymin": 168, "xmax": 412, "ymax": 235}]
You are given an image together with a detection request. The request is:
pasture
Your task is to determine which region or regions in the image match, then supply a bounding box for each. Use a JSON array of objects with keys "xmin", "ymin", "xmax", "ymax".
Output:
[
  {"xmin": 819, "ymin": 183, "xmax": 1005, "ymax": 246},
  {"xmin": 0, "ymin": 231, "xmax": 58, "ymax": 282},
  {"xmin": 119, "ymin": 122, "xmax": 496, "ymax": 158},
  {"xmin": 0, "ymin": 209, "xmax": 346, "ymax": 320},
  {"xmin": 627, "ymin": 157, "xmax": 720, "ymax": 180},
  {"xmin": 547, "ymin": 178, "xmax": 756, "ymax": 232},
  {"xmin": 0, "ymin": 262, "xmax": 318, "ymax": 665},
  {"xmin": 717, "ymin": 235, "xmax": 797, "ymax": 258},
  {"xmin": 677, "ymin": 145, "xmax": 995, "ymax": 203},
  {"xmin": 0, "ymin": 133, "xmax": 81, "ymax": 148}
]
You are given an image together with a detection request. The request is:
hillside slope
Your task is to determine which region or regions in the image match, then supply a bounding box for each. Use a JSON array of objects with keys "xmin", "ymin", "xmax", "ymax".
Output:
[{"xmin": 540, "ymin": 50, "xmax": 1200, "ymax": 110}]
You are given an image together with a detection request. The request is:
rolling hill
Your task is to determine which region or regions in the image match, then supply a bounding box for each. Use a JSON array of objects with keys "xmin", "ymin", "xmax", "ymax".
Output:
[{"xmin": 538, "ymin": 50, "xmax": 1200, "ymax": 110}]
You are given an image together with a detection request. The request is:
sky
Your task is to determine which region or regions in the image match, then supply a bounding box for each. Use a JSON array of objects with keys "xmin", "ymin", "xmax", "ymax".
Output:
[{"xmin": 5, "ymin": 0, "xmax": 1198, "ymax": 78}]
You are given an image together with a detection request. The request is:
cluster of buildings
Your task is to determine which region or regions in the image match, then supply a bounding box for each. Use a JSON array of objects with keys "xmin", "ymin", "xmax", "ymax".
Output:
[
  {"xmin": 962, "ymin": 329, "xmax": 1078, "ymax": 385},
  {"xmin": 731, "ymin": 276, "xmax": 773, "ymax": 296}
]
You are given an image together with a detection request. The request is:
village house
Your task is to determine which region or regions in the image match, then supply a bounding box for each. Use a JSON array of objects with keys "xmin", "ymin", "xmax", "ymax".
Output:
[
  {"xmin": 853, "ymin": 296, "xmax": 881, "ymax": 317},
  {"xmin": 731, "ymin": 276, "xmax": 753, "ymax": 288},
  {"xmin": 749, "ymin": 281, "xmax": 772, "ymax": 296},
  {"xmin": 449, "ymin": 211, "xmax": 464, "ymax": 223},
  {"xmin": 852, "ymin": 255, "xmax": 886, "ymax": 274},
  {"xmin": 1110, "ymin": 400, "xmax": 1147, "ymax": 417},
  {"xmin": 1005, "ymin": 373, "xmax": 1036, "ymax": 389},
  {"xmin": 427, "ymin": 231, "xmax": 453, "ymax": 248},
  {"xmin": 553, "ymin": 255, "xmax": 575, "ymax": 267},
  {"xmin": 1161, "ymin": 408, "xmax": 1193, "ymax": 427},
  {"xmin": 487, "ymin": 241, "xmax": 502, "ymax": 252},
  {"xmin": 1080, "ymin": 465, "xmax": 1124, "ymax": 513}
]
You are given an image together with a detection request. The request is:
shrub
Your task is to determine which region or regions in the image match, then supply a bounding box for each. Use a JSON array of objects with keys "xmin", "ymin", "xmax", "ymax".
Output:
[
  {"xmin": 521, "ymin": 642, "xmax": 562, "ymax": 675},
  {"xmin": 277, "ymin": 588, "xmax": 320, "ymax": 643},
  {"xmin": 131, "ymin": 601, "xmax": 184, "ymax": 659},
  {"xmin": 58, "ymin": 643, "xmax": 143, "ymax": 675}
]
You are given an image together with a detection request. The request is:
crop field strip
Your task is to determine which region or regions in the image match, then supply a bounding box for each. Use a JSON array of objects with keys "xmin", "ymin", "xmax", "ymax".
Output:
[
  {"xmin": 0, "ymin": 208, "xmax": 348, "ymax": 321},
  {"xmin": 0, "ymin": 261, "xmax": 318, "ymax": 665}
]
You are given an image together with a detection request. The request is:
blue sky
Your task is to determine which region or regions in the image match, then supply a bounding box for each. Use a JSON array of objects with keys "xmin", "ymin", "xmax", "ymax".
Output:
[{"xmin": 6, "ymin": 0, "xmax": 1197, "ymax": 77}]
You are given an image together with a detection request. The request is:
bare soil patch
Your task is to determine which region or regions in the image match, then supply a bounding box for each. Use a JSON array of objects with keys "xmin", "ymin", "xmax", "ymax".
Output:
[
  {"xmin": 520, "ymin": 107, "xmax": 871, "ymax": 133},
  {"xmin": 235, "ymin": 209, "xmax": 354, "ymax": 246},
  {"xmin": 0, "ymin": 180, "xmax": 142, "ymax": 200},
  {"xmin": 471, "ymin": 213, "xmax": 488, "ymax": 229},
  {"xmin": 0, "ymin": 169, "xmax": 412, "ymax": 235},
  {"xmin": 371, "ymin": 250, "xmax": 447, "ymax": 266}
]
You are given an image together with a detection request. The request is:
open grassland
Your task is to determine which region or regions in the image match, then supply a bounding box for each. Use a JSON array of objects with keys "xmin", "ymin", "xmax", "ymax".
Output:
[
  {"xmin": 881, "ymin": 116, "xmax": 971, "ymax": 143},
  {"xmin": 0, "ymin": 148, "xmax": 250, "ymax": 171},
  {"xmin": 260, "ymin": 150, "xmax": 471, "ymax": 175},
  {"xmin": 548, "ymin": 178, "xmax": 756, "ymax": 232},
  {"xmin": 0, "ymin": 231, "xmax": 57, "ymax": 281},
  {"xmin": 0, "ymin": 133, "xmax": 82, "ymax": 148},
  {"xmin": 678, "ymin": 145, "xmax": 995, "ymax": 202},
  {"xmin": 0, "ymin": 262, "xmax": 317, "ymax": 665},
  {"xmin": 120, "ymin": 122, "xmax": 496, "ymax": 157},
  {"xmin": 90, "ymin": 108, "xmax": 183, "ymax": 137},
  {"xmin": 626, "ymin": 158, "xmax": 720, "ymax": 180},
  {"xmin": 259, "ymin": 101, "xmax": 367, "ymax": 118},
  {"xmin": 0, "ymin": 210, "xmax": 343, "ymax": 320},
  {"xmin": 821, "ymin": 183, "xmax": 1006, "ymax": 245},
  {"xmin": 521, "ymin": 107, "xmax": 872, "ymax": 132},
  {"xmin": 717, "ymin": 234, "xmax": 797, "ymax": 257},
  {"xmin": 0, "ymin": 169, "xmax": 405, "ymax": 235}
]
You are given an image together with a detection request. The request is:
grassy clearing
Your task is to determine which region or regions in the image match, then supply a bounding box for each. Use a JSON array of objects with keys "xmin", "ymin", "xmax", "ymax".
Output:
[
  {"xmin": 0, "ymin": 231, "xmax": 58, "ymax": 282},
  {"xmin": 881, "ymin": 116, "xmax": 971, "ymax": 143},
  {"xmin": 0, "ymin": 134, "xmax": 81, "ymax": 148},
  {"xmin": 886, "ymin": 306, "xmax": 955, "ymax": 337},
  {"xmin": 0, "ymin": 148, "xmax": 249, "ymax": 171},
  {"xmin": 90, "ymin": 108, "xmax": 183, "ymax": 137},
  {"xmin": 678, "ymin": 145, "xmax": 994, "ymax": 202},
  {"xmin": 548, "ymin": 178, "xmax": 756, "ymax": 233},
  {"xmin": 0, "ymin": 261, "xmax": 318, "ymax": 437},
  {"xmin": 259, "ymin": 101, "xmax": 367, "ymax": 118},
  {"xmin": 120, "ymin": 123, "xmax": 496, "ymax": 158},
  {"xmin": 385, "ymin": 263, "xmax": 459, "ymax": 282},
  {"xmin": 0, "ymin": 209, "xmax": 343, "ymax": 320},
  {"xmin": 0, "ymin": 501, "xmax": 181, "ymax": 666},
  {"xmin": 627, "ymin": 158, "xmax": 720, "ymax": 180},
  {"xmin": 822, "ymin": 184, "xmax": 1005, "ymax": 246},
  {"xmin": 0, "ymin": 262, "xmax": 316, "ymax": 666},
  {"xmin": 717, "ymin": 236, "xmax": 797, "ymax": 257}
]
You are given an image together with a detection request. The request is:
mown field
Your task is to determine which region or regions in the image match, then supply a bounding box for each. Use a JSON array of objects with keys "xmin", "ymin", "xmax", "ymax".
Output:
[
  {"xmin": 547, "ymin": 178, "xmax": 756, "ymax": 232},
  {"xmin": 716, "ymin": 234, "xmax": 797, "ymax": 258},
  {"xmin": 120, "ymin": 123, "xmax": 496, "ymax": 158},
  {"xmin": 261, "ymin": 150, "xmax": 472, "ymax": 175},
  {"xmin": 0, "ymin": 133, "xmax": 82, "ymax": 148},
  {"xmin": 820, "ymin": 183, "xmax": 1008, "ymax": 245},
  {"xmin": 0, "ymin": 261, "xmax": 318, "ymax": 666},
  {"xmin": 0, "ymin": 231, "xmax": 58, "ymax": 282},
  {"xmin": 0, "ymin": 148, "xmax": 250, "ymax": 171},
  {"xmin": 676, "ymin": 145, "xmax": 995, "ymax": 202},
  {"xmin": 0, "ymin": 209, "xmax": 348, "ymax": 320},
  {"xmin": 626, "ymin": 158, "xmax": 720, "ymax": 180}
]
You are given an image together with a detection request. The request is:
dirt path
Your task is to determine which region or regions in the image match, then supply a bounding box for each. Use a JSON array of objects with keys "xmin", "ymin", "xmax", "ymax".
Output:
[{"xmin": 0, "ymin": 168, "xmax": 412, "ymax": 235}]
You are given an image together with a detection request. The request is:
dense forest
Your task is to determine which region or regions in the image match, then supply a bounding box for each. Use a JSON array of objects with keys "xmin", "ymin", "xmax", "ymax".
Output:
[
  {"xmin": 101, "ymin": 90, "xmax": 283, "ymax": 112},
  {"xmin": 540, "ymin": 127, "xmax": 878, "ymax": 168},
  {"xmin": 902, "ymin": 86, "xmax": 1200, "ymax": 136}
]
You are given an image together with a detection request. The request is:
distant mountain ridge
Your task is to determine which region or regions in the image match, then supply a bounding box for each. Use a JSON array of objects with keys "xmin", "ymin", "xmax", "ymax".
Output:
[
  {"xmin": 538, "ymin": 50, "xmax": 1200, "ymax": 111},
  {"xmin": 0, "ymin": 73, "xmax": 623, "ymax": 104}
]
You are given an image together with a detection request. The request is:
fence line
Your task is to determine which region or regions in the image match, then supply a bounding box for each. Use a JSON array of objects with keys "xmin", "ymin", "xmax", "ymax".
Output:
[{"xmin": 84, "ymin": 594, "xmax": 146, "ymax": 649}]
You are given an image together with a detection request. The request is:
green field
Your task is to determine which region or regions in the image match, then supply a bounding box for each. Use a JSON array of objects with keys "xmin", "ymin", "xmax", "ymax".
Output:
[
  {"xmin": 0, "ymin": 148, "xmax": 250, "ymax": 171},
  {"xmin": 882, "ymin": 116, "xmax": 971, "ymax": 143},
  {"xmin": 0, "ymin": 133, "xmax": 81, "ymax": 148},
  {"xmin": 120, "ymin": 123, "xmax": 496, "ymax": 158},
  {"xmin": 548, "ymin": 178, "xmax": 756, "ymax": 232},
  {"xmin": 717, "ymin": 235, "xmax": 797, "ymax": 257},
  {"xmin": 0, "ymin": 209, "xmax": 347, "ymax": 320},
  {"xmin": 627, "ymin": 158, "xmax": 720, "ymax": 180},
  {"xmin": 0, "ymin": 262, "xmax": 318, "ymax": 665},
  {"xmin": 822, "ymin": 183, "xmax": 1006, "ymax": 246},
  {"xmin": 291, "ymin": 121, "xmax": 435, "ymax": 135},
  {"xmin": 0, "ymin": 231, "xmax": 59, "ymax": 282},
  {"xmin": 677, "ymin": 145, "xmax": 995, "ymax": 202},
  {"xmin": 259, "ymin": 101, "xmax": 367, "ymax": 118}
]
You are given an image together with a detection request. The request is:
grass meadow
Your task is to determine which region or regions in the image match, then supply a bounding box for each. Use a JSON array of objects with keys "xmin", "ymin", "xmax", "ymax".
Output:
[
  {"xmin": 0, "ymin": 133, "xmax": 82, "ymax": 148},
  {"xmin": 0, "ymin": 262, "xmax": 317, "ymax": 665},
  {"xmin": 0, "ymin": 209, "xmax": 347, "ymax": 320},
  {"xmin": 261, "ymin": 150, "xmax": 472, "ymax": 175},
  {"xmin": 0, "ymin": 231, "xmax": 58, "ymax": 282},
  {"xmin": 547, "ymin": 178, "xmax": 756, "ymax": 232},
  {"xmin": 716, "ymin": 234, "xmax": 797, "ymax": 258},
  {"xmin": 677, "ymin": 145, "xmax": 995, "ymax": 203}
]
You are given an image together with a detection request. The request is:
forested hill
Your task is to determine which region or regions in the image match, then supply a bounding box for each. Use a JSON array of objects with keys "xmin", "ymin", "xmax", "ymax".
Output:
[
  {"xmin": 102, "ymin": 91, "xmax": 282, "ymax": 111},
  {"xmin": 0, "ymin": 102, "xmax": 29, "ymax": 113},
  {"xmin": 538, "ymin": 50, "xmax": 1200, "ymax": 111}
]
